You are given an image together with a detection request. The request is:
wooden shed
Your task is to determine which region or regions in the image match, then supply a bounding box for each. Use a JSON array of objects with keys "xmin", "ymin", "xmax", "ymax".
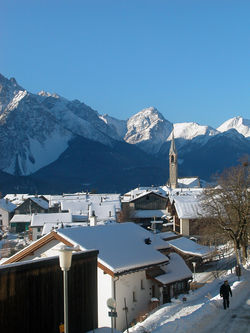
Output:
[{"xmin": 0, "ymin": 250, "xmax": 98, "ymax": 333}]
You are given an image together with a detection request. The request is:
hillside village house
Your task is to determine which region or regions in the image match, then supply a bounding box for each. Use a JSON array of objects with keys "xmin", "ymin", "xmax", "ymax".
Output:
[
  {"xmin": 30, "ymin": 212, "xmax": 73, "ymax": 240},
  {"xmin": 0, "ymin": 199, "xmax": 16, "ymax": 232},
  {"xmin": 13, "ymin": 196, "xmax": 49, "ymax": 216},
  {"xmin": 47, "ymin": 192, "xmax": 121, "ymax": 222},
  {"xmin": 158, "ymin": 231, "xmax": 215, "ymax": 268},
  {"xmin": 167, "ymin": 189, "xmax": 206, "ymax": 236},
  {"xmin": 10, "ymin": 214, "xmax": 32, "ymax": 233},
  {"xmin": 6, "ymin": 192, "xmax": 121, "ymax": 235},
  {"xmin": 121, "ymin": 188, "xmax": 169, "ymax": 227},
  {"xmin": 2, "ymin": 222, "xmax": 192, "ymax": 331}
]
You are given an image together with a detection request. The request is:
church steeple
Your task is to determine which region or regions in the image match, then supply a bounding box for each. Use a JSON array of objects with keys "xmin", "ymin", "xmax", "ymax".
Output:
[{"xmin": 169, "ymin": 131, "xmax": 178, "ymax": 189}]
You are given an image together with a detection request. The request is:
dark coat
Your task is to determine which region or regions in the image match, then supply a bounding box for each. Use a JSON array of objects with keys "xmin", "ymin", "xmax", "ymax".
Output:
[{"xmin": 220, "ymin": 283, "xmax": 232, "ymax": 298}]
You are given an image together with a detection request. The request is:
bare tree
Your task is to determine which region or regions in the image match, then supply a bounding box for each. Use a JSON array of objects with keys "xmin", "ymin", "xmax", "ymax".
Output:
[{"xmin": 200, "ymin": 159, "xmax": 250, "ymax": 266}]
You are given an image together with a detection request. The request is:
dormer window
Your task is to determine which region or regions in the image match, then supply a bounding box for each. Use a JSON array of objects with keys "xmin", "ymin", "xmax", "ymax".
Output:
[{"xmin": 144, "ymin": 238, "xmax": 152, "ymax": 245}]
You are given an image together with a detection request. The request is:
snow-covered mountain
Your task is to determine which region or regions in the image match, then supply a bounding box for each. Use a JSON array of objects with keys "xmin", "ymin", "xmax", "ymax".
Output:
[
  {"xmin": 0, "ymin": 74, "xmax": 24, "ymax": 114},
  {"xmin": 99, "ymin": 114, "xmax": 127, "ymax": 139},
  {"xmin": 0, "ymin": 88, "xmax": 73, "ymax": 175},
  {"xmin": 172, "ymin": 122, "xmax": 219, "ymax": 141},
  {"xmin": 36, "ymin": 92, "xmax": 121, "ymax": 144},
  {"xmin": 0, "ymin": 75, "xmax": 123, "ymax": 176},
  {"xmin": 124, "ymin": 107, "xmax": 173, "ymax": 154},
  {"xmin": 217, "ymin": 116, "xmax": 250, "ymax": 138},
  {"xmin": 0, "ymin": 73, "xmax": 249, "ymax": 193}
]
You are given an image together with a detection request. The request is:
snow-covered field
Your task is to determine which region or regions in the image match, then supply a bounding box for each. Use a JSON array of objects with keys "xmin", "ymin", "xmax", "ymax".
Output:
[{"xmin": 128, "ymin": 263, "xmax": 250, "ymax": 333}]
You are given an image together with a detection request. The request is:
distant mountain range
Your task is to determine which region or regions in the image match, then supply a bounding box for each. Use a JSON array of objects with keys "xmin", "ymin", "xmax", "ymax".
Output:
[{"xmin": 0, "ymin": 73, "xmax": 249, "ymax": 194}]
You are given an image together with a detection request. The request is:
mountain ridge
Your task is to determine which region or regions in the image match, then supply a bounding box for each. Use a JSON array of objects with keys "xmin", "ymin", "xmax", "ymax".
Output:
[{"xmin": 0, "ymin": 73, "xmax": 249, "ymax": 193}]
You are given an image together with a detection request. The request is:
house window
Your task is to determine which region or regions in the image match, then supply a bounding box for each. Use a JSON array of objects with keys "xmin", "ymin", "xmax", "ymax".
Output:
[
  {"xmin": 141, "ymin": 279, "xmax": 144, "ymax": 290},
  {"xmin": 152, "ymin": 285, "xmax": 155, "ymax": 297},
  {"xmin": 133, "ymin": 291, "xmax": 137, "ymax": 302}
]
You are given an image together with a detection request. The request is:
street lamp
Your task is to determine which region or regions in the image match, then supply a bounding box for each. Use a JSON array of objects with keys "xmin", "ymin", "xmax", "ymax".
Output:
[
  {"xmin": 107, "ymin": 298, "xmax": 117, "ymax": 333},
  {"xmin": 192, "ymin": 262, "xmax": 196, "ymax": 282},
  {"xmin": 58, "ymin": 245, "xmax": 74, "ymax": 333}
]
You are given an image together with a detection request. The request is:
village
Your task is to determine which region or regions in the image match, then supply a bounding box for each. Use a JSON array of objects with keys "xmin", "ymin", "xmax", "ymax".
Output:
[{"xmin": 0, "ymin": 135, "xmax": 249, "ymax": 333}]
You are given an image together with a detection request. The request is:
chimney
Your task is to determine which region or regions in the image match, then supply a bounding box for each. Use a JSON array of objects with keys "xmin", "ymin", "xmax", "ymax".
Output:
[{"xmin": 89, "ymin": 212, "xmax": 97, "ymax": 226}]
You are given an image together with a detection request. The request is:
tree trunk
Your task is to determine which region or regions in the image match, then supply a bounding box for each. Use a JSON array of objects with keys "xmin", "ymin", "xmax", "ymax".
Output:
[{"xmin": 234, "ymin": 241, "xmax": 243, "ymax": 267}]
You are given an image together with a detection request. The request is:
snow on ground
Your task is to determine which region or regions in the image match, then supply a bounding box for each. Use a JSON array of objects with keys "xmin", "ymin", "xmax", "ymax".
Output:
[
  {"xmin": 87, "ymin": 328, "xmax": 121, "ymax": 333},
  {"xmin": 128, "ymin": 262, "xmax": 250, "ymax": 333}
]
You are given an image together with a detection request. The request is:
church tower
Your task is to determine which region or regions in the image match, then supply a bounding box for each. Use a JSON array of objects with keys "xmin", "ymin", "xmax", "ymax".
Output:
[{"xmin": 169, "ymin": 132, "xmax": 178, "ymax": 189}]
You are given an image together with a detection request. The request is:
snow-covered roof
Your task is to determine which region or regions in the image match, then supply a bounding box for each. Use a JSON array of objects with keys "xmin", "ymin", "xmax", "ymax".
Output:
[
  {"xmin": 48, "ymin": 193, "xmax": 121, "ymax": 214},
  {"xmin": 89, "ymin": 203, "xmax": 117, "ymax": 221},
  {"xmin": 155, "ymin": 252, "xmax": 192, "ymax": 285},
  {"xmin": 61, "ymin": 200, "xmax": 89, "ymax": 214},
  {"xmin": 0, "ymin": 199, "xmax": 16, "ymax": 212},
  {"xmin": 168, "ymin": 237, "xmax": 214, "ymax": 258},
  {"xmin": 10, "ymin": 214, "xmax": 32, "ymax": 223},
  {"xmin": 177, "ymin": 177, "xmax": 200, "ymax": 188},
  {"xmin": 122, "ymin": 187, "xmax": 169, "ymax": 202},
  {"xmin": 4, "ymin": 194, "xmax": 32, "ymax": 206},
  {"xmin": 42, "ymin": 222, "xmax": 88, "ymax": 235},
  {"xmin": 158, "ymin": 231, "xmax": 180, "ymax": 240},
  {"xmin": 31, "ymin": 212, "xmax": 72, "ymax": 227},
  {"xmin": 29, "ymin": 197, "xmax": 49, "ymax": 210},
  {"xmin": 72, "ymin": 214, "xmax": 88, "ymax": 222},
  {"xmin": 132, "ymin": 210, "xmax": 166, "ymax": 219},
  {"xmin": 170, "ymin": 188, "xmax": 204, "ymax": 198},
  {"xmin": 172, "ymin": 193, "xmax": 205, "ymax": 219},
  {"xmin": 130, "ymin": 191, "xmax": 168, "ymax": 203},
  {"xmin": 57, "ymin": 222, "xmax": 169, "ymax": 274}
]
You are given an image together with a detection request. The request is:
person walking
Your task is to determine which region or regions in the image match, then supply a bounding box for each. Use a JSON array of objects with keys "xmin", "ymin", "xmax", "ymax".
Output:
[{"xmin": 220, "ymin": 280, "xmax": 232, "ymax": 309}]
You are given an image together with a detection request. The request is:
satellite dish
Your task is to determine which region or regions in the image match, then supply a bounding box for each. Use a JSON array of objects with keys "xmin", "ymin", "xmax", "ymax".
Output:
[{"xmin": 107, "ymin": 297, "xmax": 116, "ymax": 310}]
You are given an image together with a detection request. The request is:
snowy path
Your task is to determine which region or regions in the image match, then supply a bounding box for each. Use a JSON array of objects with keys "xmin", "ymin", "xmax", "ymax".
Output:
[{"xmin": 128, "ymin": 265, "xmax": 250, "ymax": 333}]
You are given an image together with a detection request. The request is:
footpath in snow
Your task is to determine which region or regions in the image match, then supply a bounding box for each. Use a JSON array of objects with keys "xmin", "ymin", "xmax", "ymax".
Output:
[{"xmin": 128, "ymin": 263, "xmax": 250, "ymax": 333}]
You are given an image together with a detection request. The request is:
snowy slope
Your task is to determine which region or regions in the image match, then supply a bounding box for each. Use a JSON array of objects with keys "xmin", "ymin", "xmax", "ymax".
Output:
[
  {"xmin": 99, "ymin": 114, "xmax": 127, "ymax": 139},
  {"xmin": 170, "ymin": 122, "xmax": 218, "ymax": 142},
  {"xmin": 0, "ymin": 73, "xmax": 249, "ymax": 183},
  {"xmin": 0, "ymin": 74, "xmax": 24, "ymax": 114},
  {"xmin": 0, "ymin": 90, "xmax": 72, "ymax": 175},
  {"xmin": 0, "ymin": 75, "xmax": 123, "ymax": 176},
  {"xmin": 37, "ymin": 93, "xmax": 121, "ymax": 144},
  {"xmin": 217, "ymin": 116, "xmax": 250, "ymax": 138},
  {"xmin": 129, "ymin": 263, "xmax": 250, "ymax": 333},
  {"xmin": 124, "ymin": 107, "xmax": 173, "ymax": 154}
]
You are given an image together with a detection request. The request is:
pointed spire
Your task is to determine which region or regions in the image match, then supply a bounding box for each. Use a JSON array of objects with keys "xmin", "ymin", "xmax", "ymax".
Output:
[
  {"xmin": 169, "ymin": 131, "xmax": 177, "ymax": 155},
  {"xmin": 168, "ymin": 129, "xmax": 178, "ymax": 189}
]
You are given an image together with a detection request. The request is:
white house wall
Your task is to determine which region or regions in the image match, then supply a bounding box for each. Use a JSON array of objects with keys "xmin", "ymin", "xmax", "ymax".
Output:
[
  {"xmin": 0, "ymin": 209, "xmax": 10, "ymax": 231},
  {"xmin": 97, "ymin": 267, "xmax": 113, "ymax": 328},
  {"xmin": 180, "ymin": 218, "xmax": 190, "ymax": 236},
  {"xmin": 20, "ymin": 240, "xmax": 61, "ymax": 261},
  {"xmin": 115, "ymin": 270, "xmax": 157, "ymax": 331}
]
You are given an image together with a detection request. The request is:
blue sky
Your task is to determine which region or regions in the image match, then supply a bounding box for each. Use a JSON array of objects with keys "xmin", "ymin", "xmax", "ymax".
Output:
[{"xmin": 1, "ymin": 0, "xmax": 249, "ymax": 128}]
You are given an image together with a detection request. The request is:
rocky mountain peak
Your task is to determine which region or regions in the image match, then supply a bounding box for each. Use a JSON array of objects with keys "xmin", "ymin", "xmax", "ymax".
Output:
[
  {"xmin": 0, "ymin": 74, "xmax": 24, "ymax": 114},
  {"xmin": 124, "ymin": 107, "xmax": 173, "ymax": 154},
  {"xmin": 217, "ymin": 116, "xmax": 250, "ymax": 138}
]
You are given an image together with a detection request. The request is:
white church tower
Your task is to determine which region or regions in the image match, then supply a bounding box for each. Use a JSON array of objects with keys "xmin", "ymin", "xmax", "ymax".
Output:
[{"xmin": 169, "ymin": 132, "xmax": 178, "ymax": 189}]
